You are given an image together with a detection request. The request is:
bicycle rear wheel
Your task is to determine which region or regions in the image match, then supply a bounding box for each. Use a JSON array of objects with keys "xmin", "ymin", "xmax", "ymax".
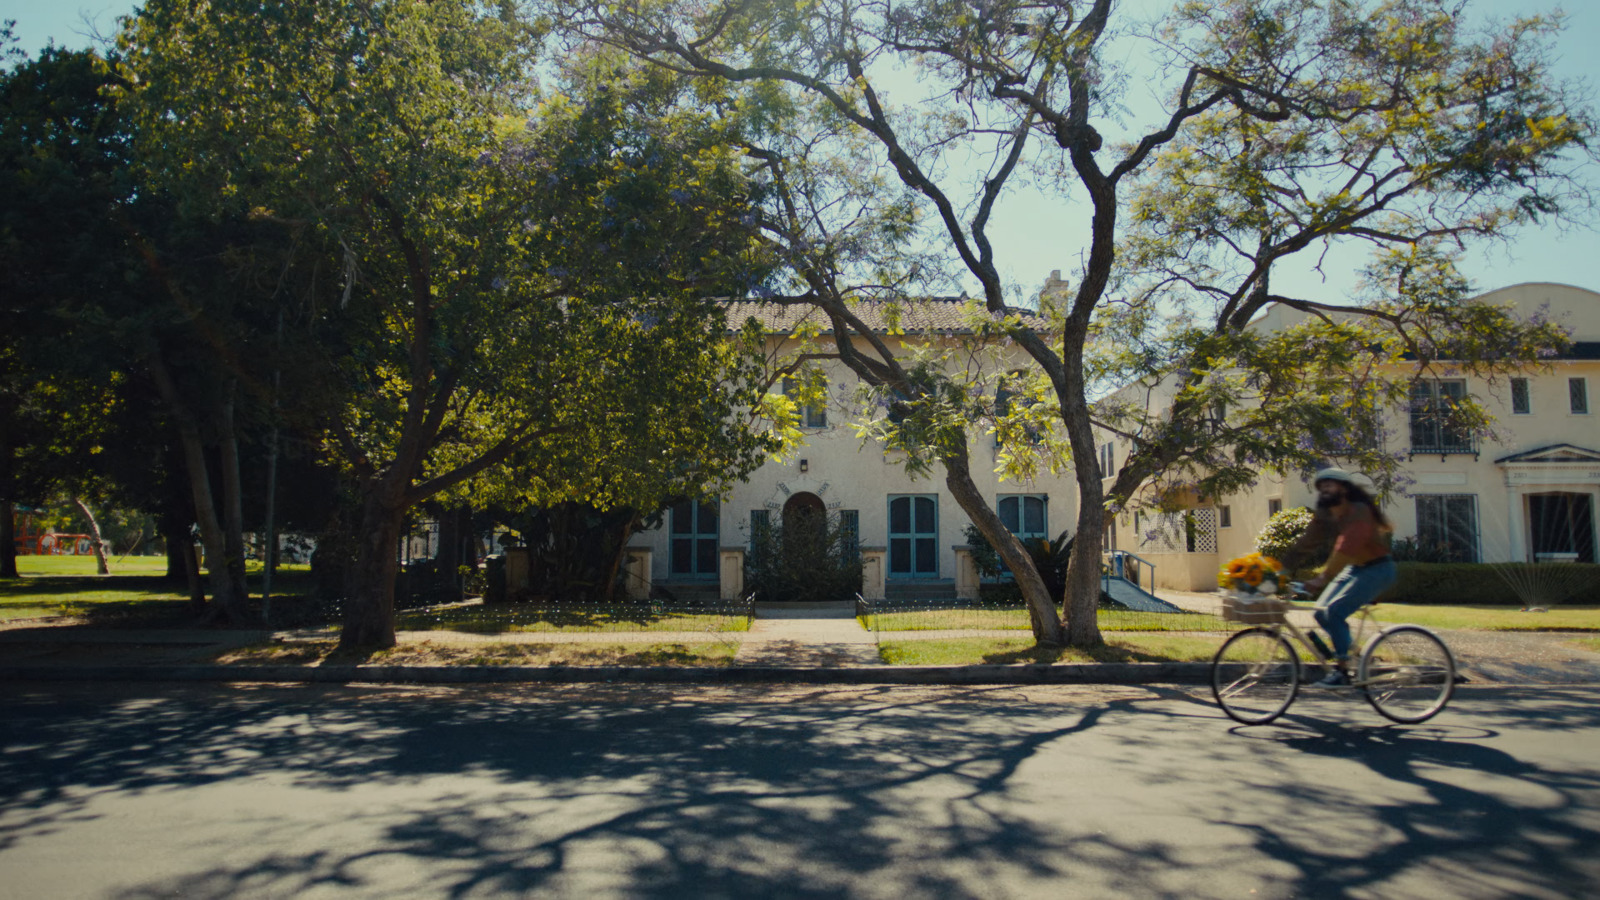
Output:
[
  {"xmin": 1359, "ymin": 625, "xmax": 1456, "ymax": 724},
  {"xmin": 1211, "ymin": 627, "xmax": 1300, "ymax": 725}
]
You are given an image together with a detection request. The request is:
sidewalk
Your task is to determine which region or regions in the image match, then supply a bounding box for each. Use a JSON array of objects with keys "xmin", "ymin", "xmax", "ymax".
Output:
[{"xmin": 5, "ymin": 597, "xmax": 1600, "ymax": 685}]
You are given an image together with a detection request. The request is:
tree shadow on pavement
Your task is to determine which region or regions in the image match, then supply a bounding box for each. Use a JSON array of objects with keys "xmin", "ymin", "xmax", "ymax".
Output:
[{"xmin": 0, "ymin": 684, "xmax": 1597, "ymax": 899}]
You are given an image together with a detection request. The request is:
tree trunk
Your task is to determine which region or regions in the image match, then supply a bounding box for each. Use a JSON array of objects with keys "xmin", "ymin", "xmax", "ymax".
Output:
[
  {"xmin": 1060, "ymin": 330, "xmax": 1107, "ymax": 649},
  {"xmin": 1, "ymin": 499, "xmax": 18, "ymax": 580},
  {"xmin": 598, "ymin": 512, "xmax": 640, "ymax": 605},
  {"xmin": 339, "ymin": 485, "xmax": 405, "ymax": 650},
  {"xmin": 1, "ymin": 438, "xmax": 18, "ymax": 578},
  {"xmin": 72, "ymin": 497, "xmax": 111, "ymax": 575},
  {"xmin": 149, "ymin": 353, "xmax": 247, "ymax": 624},
  {"xmin": 435, "ymin": 506, "xmax": 464, "ymax": 602},
  {"xmin": 942, "ymin": 443, "xmax": 1064, "ymax": 645},
  {"xmin": 217, "ymin": 386, "xmax": 251, "ymax": 616}
]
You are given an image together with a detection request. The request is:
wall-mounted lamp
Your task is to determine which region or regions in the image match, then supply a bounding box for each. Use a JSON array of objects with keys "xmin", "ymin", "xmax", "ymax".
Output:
[{"xmin": 799, "ymin": 459, "xmax": 810, "ymax": 473}]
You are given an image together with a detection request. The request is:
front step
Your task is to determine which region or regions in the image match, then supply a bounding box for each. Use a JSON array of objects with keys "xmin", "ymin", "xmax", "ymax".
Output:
[
  {"xmin": 884, "ymin": 580, "xmax": 957, "ymax": 601},
  {"xmin": 651, "ymin": 582, "xmax": 723, "ymax": 603}
]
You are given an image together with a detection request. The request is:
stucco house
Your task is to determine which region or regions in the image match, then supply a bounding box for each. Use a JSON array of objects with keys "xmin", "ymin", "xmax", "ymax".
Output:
[
  {"xmin": 622, "ymin": 296, "xmax": 1082, "ymax": 602},
  {"xmin": 1097, "ymin": 282, "xmax": 1600, "ymax": 591}
]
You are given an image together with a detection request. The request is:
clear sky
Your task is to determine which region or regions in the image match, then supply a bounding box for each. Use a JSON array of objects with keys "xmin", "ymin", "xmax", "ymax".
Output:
[{"xmin": 4, "ymin": 0, "xmax": 1595, "ymax": 303}]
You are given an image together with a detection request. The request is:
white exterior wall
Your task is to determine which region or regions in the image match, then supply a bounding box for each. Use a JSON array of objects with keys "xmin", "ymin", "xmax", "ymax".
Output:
[
  {"xmin": 628, "ymin": 333, "xmax": 1083, "ymax": 592},
  {"xmin": 1102, "ymin": 283, "xmax": 1600, "ymax": 569}
]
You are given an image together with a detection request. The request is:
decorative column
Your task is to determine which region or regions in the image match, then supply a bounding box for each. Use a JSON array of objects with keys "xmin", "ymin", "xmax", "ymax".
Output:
[
  {"xmin": 1506, "ymin": 479, "xmax": 1527, "ymax": 564},
  {"xmin": 504, "ymin": 547, "xmax": 531, "ymax": 596},
  {"xmin": 953, "ymin": 546, "xmax": 980, "ymax": 600},
  {"xmin": 719, "ymin": 547, "xmax": 745, "ymax": 601},
  {"xmin": 622, "ymin": 548, "xmax": 652, "ymax": 600},
  {"xmin": 860, "ymin": 546, "xmax": 887, "ymax": 600}
]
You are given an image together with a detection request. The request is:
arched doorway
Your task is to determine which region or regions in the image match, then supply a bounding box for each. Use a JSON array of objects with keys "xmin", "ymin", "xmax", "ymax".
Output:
[{"xmin": 782, "ymin": 492, "xmax": 827, "ymax": 568}]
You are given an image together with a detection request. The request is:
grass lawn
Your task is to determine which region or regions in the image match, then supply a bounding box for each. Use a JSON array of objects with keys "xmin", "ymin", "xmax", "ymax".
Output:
[
  {"xmin": 15, "ymin": 554, "xmax": 169, "ymax": 576},
  {"xmin": 878, "ymin": 632, "xmax": 1228, "ymax": 665},
  {"xmin": 213, "ymin": 639, "xmax": 738, "ymax": 667},
  {"xmin": 396, "ymin": 604, "xmax": 751, "ymax": 634},
  {"xmin": 862, "ymin": 608, "xmax": 1231, "ymax": 633},
  {"xmin": 0, "ymin": 562, "xmax": 315, "ymax": 623},
  {"xmin": 1363, "ymin": 603, "xmax": 1600, "ymax": 632}
]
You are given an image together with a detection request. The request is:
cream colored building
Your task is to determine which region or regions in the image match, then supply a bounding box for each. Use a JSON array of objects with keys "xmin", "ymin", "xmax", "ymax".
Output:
[
  {"xmin": 624, "ymin": 299, "xmax": 1081, "ymax": 601},
  {"xmin": 1098, "ymin": 283, "xmax": 1600, "ymax": 590}
]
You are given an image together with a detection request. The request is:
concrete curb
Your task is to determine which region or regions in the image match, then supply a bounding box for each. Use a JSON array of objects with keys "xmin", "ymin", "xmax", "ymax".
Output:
[{"xmin": 0, "ymin": 662, "xmax": 1216, "ymax": 686}]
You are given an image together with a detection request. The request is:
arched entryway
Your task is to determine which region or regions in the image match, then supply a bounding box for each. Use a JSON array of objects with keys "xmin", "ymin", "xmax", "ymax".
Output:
[{"xmin": 782, "ymin": 492, "xmax": 828, "ymax": 572}]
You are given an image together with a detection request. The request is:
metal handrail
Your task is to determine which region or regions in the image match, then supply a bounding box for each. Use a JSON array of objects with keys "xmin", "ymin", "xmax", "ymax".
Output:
[{"xmin": 1102, "ymin": 549, "xmax": 1157, "ymax": 593}]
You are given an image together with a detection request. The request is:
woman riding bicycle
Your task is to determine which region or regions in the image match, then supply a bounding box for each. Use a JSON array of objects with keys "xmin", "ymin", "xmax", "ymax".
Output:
[{"xmin": 1285, "ymin": 468, "xmax": 1396, "ymax": 687}]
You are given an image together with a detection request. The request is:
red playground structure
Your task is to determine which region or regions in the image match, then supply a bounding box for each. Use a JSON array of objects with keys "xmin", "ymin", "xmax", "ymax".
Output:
[{"xmin": 10, "ymin": 508, "xmax": 95, "ymax": 556}]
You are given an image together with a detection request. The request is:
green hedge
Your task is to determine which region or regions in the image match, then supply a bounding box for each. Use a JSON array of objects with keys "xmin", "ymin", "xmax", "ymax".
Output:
[{"xmin": 1384, "ymin": 562, "xmax": 1600, "ymax": 606}]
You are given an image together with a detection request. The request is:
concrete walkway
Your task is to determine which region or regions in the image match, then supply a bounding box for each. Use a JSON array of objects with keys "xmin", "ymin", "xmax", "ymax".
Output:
[{"xmin": 734, "ymin": 602, "xmax": 879, "ymax": 667}]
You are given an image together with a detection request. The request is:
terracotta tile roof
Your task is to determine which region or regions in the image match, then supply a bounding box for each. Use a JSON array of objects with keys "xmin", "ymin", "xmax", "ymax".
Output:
[{"xmin": 721, "ymin": 298, "xmax": 1046, "ymax": 334}]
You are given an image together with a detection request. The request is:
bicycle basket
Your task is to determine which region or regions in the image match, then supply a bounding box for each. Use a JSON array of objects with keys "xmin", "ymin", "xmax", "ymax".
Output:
[{"xmin": 1222, "ymin": 592, "xmax": 1291, "ymax": 624}]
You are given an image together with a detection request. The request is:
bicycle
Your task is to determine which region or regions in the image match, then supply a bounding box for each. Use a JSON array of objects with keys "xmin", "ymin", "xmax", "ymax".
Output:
[{"xmin": 1210, "ymin": 582, "xmax": 1457, "ymax": 726}]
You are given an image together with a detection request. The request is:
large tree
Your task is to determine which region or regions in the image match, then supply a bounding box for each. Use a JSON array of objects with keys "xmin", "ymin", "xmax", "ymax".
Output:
[
  {"xmin": 118, "ymin": 0, "xmax": 784, "ymax": 648},
  {"xmin": 566, "ymin": 0, "xmax": 1593, "ymax": 646}
]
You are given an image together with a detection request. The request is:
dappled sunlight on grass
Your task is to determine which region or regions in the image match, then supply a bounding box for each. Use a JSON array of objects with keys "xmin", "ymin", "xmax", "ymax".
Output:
[
  {"xmin": 213, "ymin": 639, "xmax": 738, "ymax": 667},
  {"xmin": 862, "ymin": 607, "xmax": 1231, "ymax": 633},
  {"xmin": 878, "ymin": 633, "xmax": 1227, "ymax": 666},
  {"xmin": 395, "ymin": 603, "xmax": 751, "ymax": 635}
]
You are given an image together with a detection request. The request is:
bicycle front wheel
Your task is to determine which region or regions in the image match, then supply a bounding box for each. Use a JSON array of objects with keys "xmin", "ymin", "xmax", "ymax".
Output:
[
  {"xmin": 1359, "ymin": 625, "xmax": 1456, "ymax": 724},
  {"xmin": 1211, "ymin": 627, "xmax": 1300, "ymax": 725}
]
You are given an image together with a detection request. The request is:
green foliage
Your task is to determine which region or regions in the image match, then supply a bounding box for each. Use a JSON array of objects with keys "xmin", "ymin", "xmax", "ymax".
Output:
[
  {"xmin": 1386, "ymin": 563, "xmax": 1600, "ymax": 606},
  {"xmin": 744, "ymin": 511, "xmax": 863, "ymax": 603},
  {"xmin": 962, "ymin": 523, "xmax": 1074, "ymax": 601},
  {"xmin": 1256, "ymin": 506, "xmax": 1314, "ymax": 561}
]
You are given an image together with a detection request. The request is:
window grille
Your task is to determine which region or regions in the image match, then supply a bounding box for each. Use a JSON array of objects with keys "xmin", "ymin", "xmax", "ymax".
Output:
[{"xmin": 1511, "ymin": 377, "xmax": 1531, "ymax": 415}]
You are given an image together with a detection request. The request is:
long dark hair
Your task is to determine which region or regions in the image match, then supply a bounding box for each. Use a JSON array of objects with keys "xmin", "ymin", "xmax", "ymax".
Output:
[{"xmin": 1344, "ymin": 483, "xmax": 1391, "ymax": 530}]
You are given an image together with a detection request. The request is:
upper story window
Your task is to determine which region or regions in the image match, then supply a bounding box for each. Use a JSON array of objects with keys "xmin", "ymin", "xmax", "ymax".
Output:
[
  {"xmin": 1511, "ymin": 377, "xmax": 1532, "ymax": 415},
  {"xmin": 1571, "ymin": 377, "xmax": 1590, "ymax": 415},
  {"xmin": 1218, "ymin": 505, "xmax": 1232, "ymax": 528},
  {"xmin": 1409, "ymin": 379, "xmax": 1475, "ymax": 455},
  {"xmin": 1099, "ymin": 442, "xmax": 1115, "ymax": 477},
  {"xmin": 783, "ymin": 377, "xmax": 827, "ymax": 428}
]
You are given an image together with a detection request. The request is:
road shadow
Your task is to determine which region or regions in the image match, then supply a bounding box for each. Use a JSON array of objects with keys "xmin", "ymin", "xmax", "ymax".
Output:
[{"xmin": 0, "ymin": 684, "xmax": 1596, "ymax": 898}]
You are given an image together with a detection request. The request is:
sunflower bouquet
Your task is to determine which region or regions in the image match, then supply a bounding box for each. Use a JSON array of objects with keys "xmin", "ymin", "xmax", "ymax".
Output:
[
  {"xmin": 1218, "ymin": 553, "xmax": 1290, "ymax": 623},
  {"xmin": 1218, "ymin": 552, "xmax": 1286, "ymax": 596}
]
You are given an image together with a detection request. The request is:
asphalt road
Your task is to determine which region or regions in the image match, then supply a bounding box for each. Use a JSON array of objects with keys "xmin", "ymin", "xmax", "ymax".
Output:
[{"xmin": 2, "ymin": 681, "xmax": 1598, "ymax": 899}]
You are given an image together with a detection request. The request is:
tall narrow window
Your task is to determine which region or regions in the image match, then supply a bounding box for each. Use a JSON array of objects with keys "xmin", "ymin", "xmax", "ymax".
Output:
[
  {"xmin": 1571, "ymin": 378, "xmax": 1590, "ymax": 415},
  {"xmin": 1410, "ymin": 379, "xmax": 1473, "ymax": 453},
  {"xmin": 1511, "ymin": 377, "xmax": 1531, "ymax": 415},
  {"xmin": 887, "ymin": 495, "xmax": 938, "ymax": 577},
  {"xmin": 670, "ymin": 499, "xmax": 719, "ymax": 579},
  {"xmin": 1268, "ymin": 498, "xmax": 1282, "ymax": 517},
  {"xmin": 1415, "ymin": 495, "xmax": 1480, "ymax": 563},
  {"xmin": 1219, "ymin": 505, "xmax": 1233, "ymax": 529},
  {"xmin": 839, "ymin": 510, "xmax": 860, "ymax": 562}
]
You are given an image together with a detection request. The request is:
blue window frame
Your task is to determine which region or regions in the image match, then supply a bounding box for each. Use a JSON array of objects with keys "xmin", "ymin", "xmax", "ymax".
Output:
[
  {"xmin": 998, "ymin": 494, "xmax": 1047, "ymax": 542},
  {"xmin": 888, "ymin": 495, "xmax": 938, "ymax": 577},
  {"xmin": 670, "ymin": 499, "xmax": 720, "ymax": 579}
]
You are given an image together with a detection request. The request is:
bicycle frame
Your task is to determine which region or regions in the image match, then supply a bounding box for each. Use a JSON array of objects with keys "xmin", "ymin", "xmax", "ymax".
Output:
[{"xmin": 1264, "ymin": 605, "xmax": 1382, "ymax": 686}]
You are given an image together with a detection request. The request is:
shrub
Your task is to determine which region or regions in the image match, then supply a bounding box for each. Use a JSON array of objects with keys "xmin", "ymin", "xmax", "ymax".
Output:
[
  {"xmin": 1384, "ymin": 562, "xmax": 1600, "ymax": 605},
  {"xmin": 1256, "ymin": 506, "xmax": 1315, "ymax": 561},
  {"xmin": 963, "ymin": 524, "xmax": 1073, "ymax": 598},
  {"xmin": 745, "ymin": 511, "xmax": 863, "ymax": 603}
]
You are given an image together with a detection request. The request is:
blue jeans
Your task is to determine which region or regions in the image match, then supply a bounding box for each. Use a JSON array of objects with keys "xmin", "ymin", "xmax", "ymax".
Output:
[{"xmin": 1313, "ymin": 558, "xmax": 1397, "ymax": 661}]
